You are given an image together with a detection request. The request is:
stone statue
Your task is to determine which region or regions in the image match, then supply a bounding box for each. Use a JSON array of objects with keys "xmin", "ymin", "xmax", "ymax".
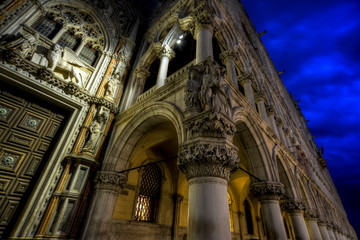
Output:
[
  {"xmin": 105, "ymin": 74, "xmax": 119, "ymax": 98},
  {"xmin": 1, "ymin": 32, "xmax": 40, "ymax": 58},
  {"xmin": 185, "ymin": 67, "xmax": 201, "ymax": 108},
  {"xmin": 47, "ymin": 44, "xmax": 88, "ymax": 87},
  {"xmin": 82, "ymin": 108, "xmax": 109, "ymax": 154}
]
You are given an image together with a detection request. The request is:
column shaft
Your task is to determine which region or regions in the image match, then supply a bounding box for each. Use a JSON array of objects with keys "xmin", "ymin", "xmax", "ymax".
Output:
[
  {"xmin": 242, "ymin": 80, "xmax": 256, "ymax": 109},
  {"xmin": 289, "ymin": 213, "xmax": 311, "ymax": 240},
  {"xmin": 306, "ymin": 220, "xmax": 323, "ymax": 240},
  {"xmin": 261, "ymin": 200, "xmax": 288, "ymax": 240},
  {"xmin": 277, "ymin": 123, "xmax": 287, "ymax": 146},
  {"xmin": 196, "ymin": 24, "xmax": 213, "ymax": 63},
  {"xmin": 188, "ymin": 177, "xmax": 231, "ymax": 240},
  {"xmin": 319, "ymin": 224, "xmax": 330, "ymax": 240},
  {"xmin": 268, "ymin": 113, "xmax": 280, "ymax": 138},
  {"xmin": 328, "ymin": 228, "xmax": 336, "ymax": 240},
  {"xmin": 156, "ymin": 54, "xmax": 170, "ymax": 88}
]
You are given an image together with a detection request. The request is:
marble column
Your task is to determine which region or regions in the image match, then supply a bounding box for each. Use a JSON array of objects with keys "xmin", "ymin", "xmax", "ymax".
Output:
[
  {"xmin": 220, "ymin": 49, "xmax": 238, "ymax": 88},
  {"xmin": 255, "ymin": 92, "xmax": 269, "ymax": 125},
  {"xmin": 82, "ymin": 171, "xmax": 127, "ymax": 240},
  {"xmin": 318, "ymin": 221, "xmax": 330, "ymax": 240},
  {"xmin": 133, "ymin": 67, "xmax": 150, "ymax": 101},
  {"xmin": 305, "ymin": 209, "xmax": 323, "ymax": 240},
  {"xmin": 250, "ymin": 182, "xmax": 287, "ymax": 240},
  {"xmin": 327, "ymin": 224, "xmax": 336, "ymax": 240},
  {"xmin": 75, "ymin": 38, "xmax": 87, "ymax": 55},
  {"xmin": 195, "ymin": 18, "xmax": 213, "ymax": 63},
  {"xmin": 178, "ymin": 141, "xmax": 239, "ymax": 240},
  {"xmin": 172, "ymin": 194, "xmax": 184, "ymax": 240},
  {"xmin": 276, "ymin": 118, "xmax": 287, "ymax": 146},
  {"xmin": 237, "ymin": 211, "xmax": 244, "ymax": 240},
  {"xmin": 267, "ymin": 106, "xmax": 280, "ymax": 138},
  {"xmin": 281, "ymin": 199, "xmax": 310, "ymax": 240},
  {"xmin": 283, "ymin": 128, "xmax": 292, "ymax": 148},
  {"xmin": 156, "ymin": 44, "xmax": 175, "ymax": 88},
  {"xmin": 52, "ymin": 27, "xmax": 68, "ymax": 43},
  {"xmin": 238, "ymin": 73, "xmax": 256, "ymax": 109}
]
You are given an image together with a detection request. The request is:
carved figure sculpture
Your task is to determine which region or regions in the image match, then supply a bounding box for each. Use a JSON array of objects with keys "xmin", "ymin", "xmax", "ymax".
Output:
[
  {"xmin": 105, "ymin": 75, "xmax": 119, "ymax": 98},
  {"xmin": 47, "ymin": 44, "xmax": 88, "ymax": 87},
  {"xmin": 185, "ymin": 68, "xmax": 201, "ymax": 108},
  {"xmin": 82, "ymin": 109, "xmax": 109, "ymax": 154},
  {"xmin": 1, "ymin": 32, "xmax": 40, "ymax": 58}
]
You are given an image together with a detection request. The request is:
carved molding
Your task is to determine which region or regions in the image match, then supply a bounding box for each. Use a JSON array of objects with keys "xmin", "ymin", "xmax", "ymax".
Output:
[
  {"xmin": 281, "ymin": 199, "xmax": 306, "ymax": 213},
  {"xmin": 185, "ymin": 111, "xmax": 235, "ymax": 139},
  {"xmin": 94, "ymin": 171, "xmax": 127, "ymax": 193},
  {"xmin": 250, "ymin": 182, "xmax": 285, "ymax": 201},
  {"xmin": 178, "ymin": 143, "xmax": 239, "ymax": 181}
]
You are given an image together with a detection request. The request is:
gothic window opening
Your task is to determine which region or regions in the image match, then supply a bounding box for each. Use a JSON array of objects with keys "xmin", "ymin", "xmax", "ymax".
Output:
[
  {"xmin": 228, "ymin": 192, "xmax": 234, "ymax": 232},
  {"xmin": 244, "ymin": 200, "xmax": 254, "ymax": 235},
  {"xmin": 57, "ymin": 31, "xmax": 81, "ymax": 51},
  {"xmin": 79, "ymin": 44, "xmax": 98, "ymax": 66},
  {"xmin": 134, "ymin": 163, "xmax": 162, "ymax": 222},
  {"xmin": 33, "ymin": 16, "xmax": 62, "ymax": 39}
]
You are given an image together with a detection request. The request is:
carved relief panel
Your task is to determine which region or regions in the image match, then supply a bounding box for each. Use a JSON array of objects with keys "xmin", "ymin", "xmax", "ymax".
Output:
[{"xmin": 0, "ymin": 89, "xmax": 67, "ymax": 237}]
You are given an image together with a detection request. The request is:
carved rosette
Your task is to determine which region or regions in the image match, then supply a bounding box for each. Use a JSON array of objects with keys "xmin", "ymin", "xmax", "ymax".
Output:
[
  {"xmin": 178, "ymin": 143, "xmax": 239, "ymax": 181},
  {"xmin": 94, "ymin": 171, "xmax": 127, "ymax": 193},
  {"xmin": 250, "ymin": 182, "xmax": 285, "ymax": 201},
  {"xmin": 281, "ymin": 199, "xmax": 306, "ymax": 213},
  {"xmin": 185, "ymin": 111, "xmax": 235, "ymax": 139},
  {"xmin": 304, "ymin": 208, "xmax": 319, "ymax": 221}
]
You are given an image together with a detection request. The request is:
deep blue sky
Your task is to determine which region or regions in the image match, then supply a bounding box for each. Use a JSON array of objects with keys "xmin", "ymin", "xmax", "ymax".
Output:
[{"xmin": 242, "ymin": 0, "xmax": 360, "ymax": 236}]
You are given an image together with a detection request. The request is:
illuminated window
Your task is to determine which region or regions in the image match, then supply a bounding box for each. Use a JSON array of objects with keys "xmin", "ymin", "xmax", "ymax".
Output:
[
  {"xmin": 57, "ymin": 31, "xmax": 80, "ymax": 51},
  {"xmin": 79, "ymin": 44, "xmax": 98, "ymax": 66},
  {"xmin": 33, "ymin": 16, "xmax": 62, "ymax": 39},
  {"xmin": 134, "ymin": 164, "xmax": 162, "ymax": 222},
  {"xmin": 244, "ymin": 200, "xmax": 254, "ymax": 234},
  {"xmin": 228, "ymin": 192, "xmax": 234, "ymax": 232}
]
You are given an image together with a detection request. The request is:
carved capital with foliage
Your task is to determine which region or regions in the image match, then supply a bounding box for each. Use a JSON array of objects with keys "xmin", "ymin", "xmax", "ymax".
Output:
[
  {"xmin": 185, "ymin": 111, "xmax": 235, "ymax": 139},
  {"xmin": 220, "ymin": 50, "xmax": 236, "ymax": 64},
  {"xmin": 94, "ymin": 171, "xmax": 127, "ymax": 193},
  {"xmin": 250, "ymin": 182, "xmax": 285, "ymax": 201},
  {"xmin": 281, "ymin": 199, "xmax": 307, "ymax": 213},
  {"xmin": 304, "ymin": 208, "xmax": 319, "ymax": 220},
  {"xmin": 178, "ymin": 142, "xmax": 240, "ymax": 181}
]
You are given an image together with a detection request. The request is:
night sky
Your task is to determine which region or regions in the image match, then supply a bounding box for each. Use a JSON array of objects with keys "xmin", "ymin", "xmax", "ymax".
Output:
[{"xmin": 242, "ymin": 0, "xmax": 360, "ymax": 236}]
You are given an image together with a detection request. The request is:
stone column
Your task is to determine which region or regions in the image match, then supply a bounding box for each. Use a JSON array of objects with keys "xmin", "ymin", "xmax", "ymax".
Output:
[
  {"xmin": 133, "ymin": 66, "xmax": 150, "ymax": 101},
  {"xmin": 172, "ymin": 194, "xmax": 184, "ymax": 240},
  {"xmin": 52, "ymin": 27, "xmax": 68, "ymax": 43},
  {"xmin": 156, "ymin": 44, "xmax": 175, "ymax": 88},
  {"xmin": 195, "ymin": 17, "xmax": 213, "ymax": 63},
  {"xmin": 283, "ymin": 128, "xmax": 292, "ymax": 148},
  {"xmin": 327, "ymin": 224, "xmax": 336, "ymax": 240},
  {"xmin": 82, "ymin": 171, "xmax": 127, "ymax": 240},
  {"xmin": 267, "ymin": 106, "xmax": 280, "ymax": 138},
  {"xmin": 275, "ymin": 118, "xmax": 286, "ymax": 145},
  {"xmin": 305, "ymin": 209, "xmax": 323, "ymax": 240},
  {"xmin": 220, "ymin": 50, "xmax": 238, "ymax": 88},
  {"xmin": 75, "ymin": 38, "xmax": 87, "ymax": 55},
  {"xmin": 255, "ymin": 92, "xmax": 269, "ymax": 124},
  {"xmin": 250, "ymin": 182, "xmax": 287, "ymax": 240},
  {"xmin": 281, "ymin": 199, "xmax": 310, "ymax": 240},
  {"xmin": 238, "ymin": 73, "xmax": 256, "ymax": 109},
  {"xmin": 178, "ymin": 141, "xmax": 239, "ymax": 240},
  {"xmin": 318, "ymin": 220, "xmax": 330, "ymax": 240}
]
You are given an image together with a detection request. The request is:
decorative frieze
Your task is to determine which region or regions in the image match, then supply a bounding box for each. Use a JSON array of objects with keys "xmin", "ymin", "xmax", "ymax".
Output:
[
  {"xmin": 94, "ymin": 171, "xmax": 127, "ymax": 193},
  {"xmin": 281, "ymin": 199, "xmax": 306, "ymax": 213},
  {"xmin": 250, "ymin": 182, "xmax": 285, "ymax": 201},
  {"xmin": 178, "ymin": 143, "xmax": 239, "ymax": 181}
]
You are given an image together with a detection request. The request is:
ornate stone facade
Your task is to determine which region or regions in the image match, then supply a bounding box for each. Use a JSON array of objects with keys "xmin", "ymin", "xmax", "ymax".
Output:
[{"xmin": 0, "ymin": 0, "xmax": 356, "ymax": 239}]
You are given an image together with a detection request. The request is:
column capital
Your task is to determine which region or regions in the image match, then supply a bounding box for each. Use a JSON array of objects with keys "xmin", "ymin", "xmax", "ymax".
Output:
[
  {"xmin": 266, "ymin": 105, "xmax": 275, "ymax": 115},
  {"xmin": 254, "ymin": 91, "xmax": 266, "ymax": 102},
  {"xmin": 237, "ymin": 72, "xmax": 254, "ymax": 86},
  {"xmin": 178, "ymin": 142, "xmax": 240, "ymax": 181},
  {"xmin": 275, "ymin": 117, "xmax": 283, "ymax": 126},
  {"xmin": 194, "ymin": 9, "xmax": 214, "ymax": 36},
  {"xmin": 154, "ymin": 43, "xmax": 175, "ymax": 59},
  {"xmin": 250, "ymin": 181, "xmax": 285, "ymax": 201},
  {"xmin": 304, "ymin": 208, "xmax": 320, "ymax": 221},
  {"xmin": 281, "ymin": 199, "xmax": 306, "ymax": 213},
  {"xmin": 219, "ymin": 49, "xmax": 236, "ymax": 64},
  {"xmin": 135, "ymin": 66, "xmax": 150, "ymax": 79},
  {"xmin": 283, "ymin": 127, "xmax": 290, "ymax": 134},
  {"xmin": 94, "ymin": 171, "xmax": 127, "ymax": 193}
]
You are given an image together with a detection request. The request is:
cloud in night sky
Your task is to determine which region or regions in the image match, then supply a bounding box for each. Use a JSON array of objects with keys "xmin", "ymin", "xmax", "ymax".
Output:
[{"xmin": 242, "ymin": 0, "xmax": 360, "ymax": 235}]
